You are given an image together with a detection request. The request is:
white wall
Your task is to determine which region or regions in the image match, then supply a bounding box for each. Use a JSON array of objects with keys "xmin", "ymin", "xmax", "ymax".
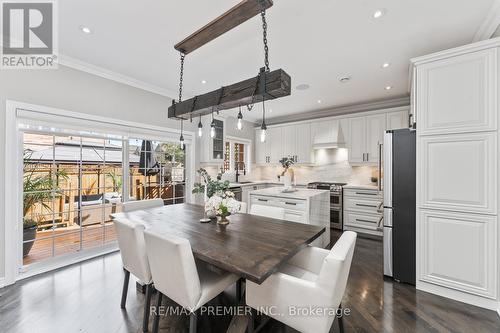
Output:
[{"xmin": 0, "ymin": 65, "xmax": 202, "ymax": 281}]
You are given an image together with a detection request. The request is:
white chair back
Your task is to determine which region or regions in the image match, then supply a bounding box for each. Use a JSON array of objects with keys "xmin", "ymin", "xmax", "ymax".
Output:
[
  {"xmin": 122, "ymin": 198, "xmax": 164, "ymax": 212},
  {"xmin": 318, "ymin": 231, "xmax": 357, "ymax": 306},
  {"xmin": 249, "ymin": 204, "xmax": 285, "ymax": 220},
  {"xmin": 113, "ymin": 218, "xmax": 152, "ymax": 283},
  {"xmin": 238, "ymin": 202, "xmax": 248, "ymax": 214},
  {"xmin": 143, "ymin": 228, "xmax": 202, "ymax": 310}
]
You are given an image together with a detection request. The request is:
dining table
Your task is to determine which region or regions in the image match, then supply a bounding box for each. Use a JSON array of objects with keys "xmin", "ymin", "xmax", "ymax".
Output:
[{"xmin": 111, "ymin": 203, "xmax": 326, "ymax": 332}]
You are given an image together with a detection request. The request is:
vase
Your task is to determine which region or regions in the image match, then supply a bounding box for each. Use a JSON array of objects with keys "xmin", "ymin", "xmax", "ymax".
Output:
[
  {"xmin": 217, "ymin": 215, "xmax": 230, "ymax": 225},
  {"xmin": 283, "ymin": 168, "xmax": 294, "ymax": 188}
]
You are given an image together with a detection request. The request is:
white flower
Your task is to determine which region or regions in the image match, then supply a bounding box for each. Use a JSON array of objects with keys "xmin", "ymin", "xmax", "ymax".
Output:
[{"xmin": 205, "ymin": 194, "xmax": 241, "ymax": 215}]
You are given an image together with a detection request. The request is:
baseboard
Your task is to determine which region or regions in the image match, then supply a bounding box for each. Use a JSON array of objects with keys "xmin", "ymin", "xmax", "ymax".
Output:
[
  {"xmin": 497, "ymin": 303, "xmax": 500, "ymax": 318},
  {"xmin": 417, "ymin": 280, "xmax": 498, "ymax": 311},
  {"xmin": 0, "ymin": 277, "xmax": 5, "ymax": 289}
]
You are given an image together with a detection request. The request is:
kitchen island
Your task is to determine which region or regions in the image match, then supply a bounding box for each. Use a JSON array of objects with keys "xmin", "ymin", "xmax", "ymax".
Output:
[{"xmin": 249, "ymin": 187, "xmax": 330, "ymax": 248}]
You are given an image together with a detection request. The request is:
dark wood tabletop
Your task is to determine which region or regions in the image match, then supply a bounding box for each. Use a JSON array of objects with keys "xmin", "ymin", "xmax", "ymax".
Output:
[{"xmin": 112, "ymin": 203, "xmax": 325, "ymax": 284}]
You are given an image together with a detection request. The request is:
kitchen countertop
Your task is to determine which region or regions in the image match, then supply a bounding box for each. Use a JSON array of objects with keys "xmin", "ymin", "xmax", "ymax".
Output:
[
  {"xmin": 249, "ymin": 187, "xmax": 329, "ymax": 199},
  {"xmin": 343, "ymin": 184, "xmax": 380, "ymax": 190},
  {"xmin": 229, "ymin": 180, "xmax": 309, "ymax": 187}
]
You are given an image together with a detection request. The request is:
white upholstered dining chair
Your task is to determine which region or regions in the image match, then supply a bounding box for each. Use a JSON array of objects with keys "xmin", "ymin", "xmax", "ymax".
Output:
[
  {"xmin": 238, "ymin": 201, "xmax": 248, "ymax": 213},
  {"xmin": 249, "ymin": 204, "xmax": 285, "ymax": 220},
  {"xmin": 113, "ymin": 217, "xmax": 154, "ymax": 332},
  {"xmin": 246, "ymin": 231, "xmax": 357, "ymax": 333},
  {"xmin": 143, "ymin": 228, "xmax": 240, "ymax": 333},
  {"xmin": 122, "ymin": 198, "xmax": 164, "ymax": 212}
]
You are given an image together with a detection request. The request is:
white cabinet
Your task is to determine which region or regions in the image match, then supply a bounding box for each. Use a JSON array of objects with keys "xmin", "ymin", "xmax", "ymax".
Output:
[
  {"xmin": 267, "ymin": 127, "xmax": 282, "ymax": 164},
  {"xmin": 416, "ymin": 48, "xmax": 497, "ymax": 135},
  {"xmin": 311, "ymin": 120, "xmax": 334, "ymax": 145},
  {"xmin": 419, "ymin": 209, "xmax": 497, "ymax": 299},
  {"xmin": 199, "ymin": 117, "xmax": 225, "ymax": 163},
  {"xmin": 419, "ymin": 132, "xmax": 497, "ymax": 214},
  {"xmin": 254, "ymin": 127, "xmax": 282, "ymax": 164},
  {"xmin": 366, "ymin": 114, "xmax": 386, "ymax": 162},
  {"xmin": 343, "ymin": 188, "xmax": 383, "ymax": 236},
  {"xmin": 348, "ymin": 117, "xmax": 366, "ymax": 163},
  {"xmin": 348, "ymin": 114, "xmax": 385, "ymax": 164},
  {"xmin": 281, "ymin": 125, "xmax": 296, "ymax": 158},
  {"xmin": 412, "ymin": 39, "xmax": 500, "ymax": 309},
  {"xmin": 386, "ymin": 110, "xmax": 409, "ymax": 130},
  {"xmin": 295, "ymin": 123, "xmax": 312, "ymax": 164}
]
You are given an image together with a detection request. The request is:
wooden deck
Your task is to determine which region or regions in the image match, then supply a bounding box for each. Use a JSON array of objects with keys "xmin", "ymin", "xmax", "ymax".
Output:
[{"xmin": 23, "ymin": 223, "xmax": 117, "ymax": 266}]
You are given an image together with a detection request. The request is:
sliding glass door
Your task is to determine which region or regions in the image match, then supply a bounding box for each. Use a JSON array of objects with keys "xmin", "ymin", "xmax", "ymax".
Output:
[{"xmin": 22, "ymin": 132, "xmax": 124, "ymax": 266}]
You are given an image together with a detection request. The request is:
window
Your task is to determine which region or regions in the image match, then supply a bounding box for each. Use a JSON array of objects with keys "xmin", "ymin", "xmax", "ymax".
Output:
[
  {"xmin": 22, "ymin": 133, "xmax": 123, "ymax": 266},
  {"xmin": 223, "ymin": 140, "xmax": 248, "ymax": 172},
  {"xmin": 21, "ymin": 134, "xmax": 186, "ymax": 267},
  {"xmin": 128, "ymin": 139, "xmax": 186, "ymax": 205}
]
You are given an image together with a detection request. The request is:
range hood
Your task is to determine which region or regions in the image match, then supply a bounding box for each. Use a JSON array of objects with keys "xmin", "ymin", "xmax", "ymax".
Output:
[{"xmin": 312, "ymin": 119, "xmax": 346, "ymax": 149}]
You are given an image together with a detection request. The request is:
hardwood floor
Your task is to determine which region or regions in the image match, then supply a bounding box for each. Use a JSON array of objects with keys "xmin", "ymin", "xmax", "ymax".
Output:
[{"xmin": 1, "ymin": 230, "xmax": 499, "ymax": 333}]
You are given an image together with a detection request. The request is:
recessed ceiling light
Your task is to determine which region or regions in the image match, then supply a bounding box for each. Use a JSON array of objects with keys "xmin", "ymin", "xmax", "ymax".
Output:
[
  {"xmin": 373, "ymin": 9, "xmax": 386, "ymax": 19},
  {"xmin": 296, "ymin": 84, "xmax": 310, "ymax": 91},
  {"xmin": 79, "ymin": 26, "xmax": 92, "ymax": 34},
  {"xmin": 382, "ymin": 62, "xmax": 390, "ymax": 68},
  {"xmin": 317, "ymin": 100, "xmax": 322, "ymax": 104},
  {"xmin": 201, "ymin": 80, "xmax": 207, "ymax": 84},
  {"xmin": 339, "ymin": 76, "xmax": 351, "ymax": 83},
  {"xmin": 385, "ymin": 86, "xmax": 392, "ymax": 90}
]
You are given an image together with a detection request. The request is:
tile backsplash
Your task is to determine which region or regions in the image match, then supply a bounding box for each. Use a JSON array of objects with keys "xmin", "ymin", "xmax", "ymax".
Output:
[{"xmin": 200, "ymin": 148, "xmax": 378, "ymax": 186}]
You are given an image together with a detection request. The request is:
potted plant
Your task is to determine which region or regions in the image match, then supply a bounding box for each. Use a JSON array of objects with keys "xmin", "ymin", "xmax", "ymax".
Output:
[
  {"xmin": 279, "ymin": 156, "xmax": 295, "ymax": 188},
  {"xmin": 205, "ymin": 190, "xmax": 241, "ymax": 225},
  {"xmin": 23, "ymin": 152, "xmax": 67, "ymax": 257},
  {"xmin": 192, "ymin": 168, "xmax": 230, "ymax": 198}
]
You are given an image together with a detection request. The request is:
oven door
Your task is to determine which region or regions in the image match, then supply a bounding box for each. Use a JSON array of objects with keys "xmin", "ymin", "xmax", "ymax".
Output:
[
  {"xmin": 330, "ymin": 207, "xmax": 342, "ymax": 230},
  {"xmin": 330, "ymin": 193, "xmax": 341, "ymax": 206}
]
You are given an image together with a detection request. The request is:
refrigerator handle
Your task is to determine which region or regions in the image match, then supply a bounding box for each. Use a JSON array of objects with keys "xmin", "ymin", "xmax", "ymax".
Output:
[{"xmin": 378, "ymin": 142, "xmax": 383, "ymax": 191}]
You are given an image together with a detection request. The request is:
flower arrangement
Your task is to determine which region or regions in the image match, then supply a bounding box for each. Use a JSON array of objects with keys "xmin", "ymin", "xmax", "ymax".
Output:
[
  {"xmin": 192, "ymin": 168, "xmax": 230, "ymax": 198},
  {"xmin": 279, "ymin": 156, "xmax": 295, "ymax": 175},
  {"xmin": 205, "ymin": 190, "xmax": 241, "ymax": 225}
]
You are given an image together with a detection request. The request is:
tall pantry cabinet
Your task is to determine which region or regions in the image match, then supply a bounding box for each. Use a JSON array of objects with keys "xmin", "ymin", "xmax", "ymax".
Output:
[{"xmin": 411, "ymin": 38, "xmax": 500, "ymax": 311}]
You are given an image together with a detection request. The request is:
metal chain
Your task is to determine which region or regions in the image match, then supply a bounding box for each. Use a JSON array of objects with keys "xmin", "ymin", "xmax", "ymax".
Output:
[
  {"xmin": 247, "ymin": 3, "xmax": 270, "ymax": 112},
  {"xmin": 178, "ymin": 52, "xmax": 186, "ymax": 103},
  {"xmin": 260, "ymin": 6, "xmax": 270, "ymax": 72}
]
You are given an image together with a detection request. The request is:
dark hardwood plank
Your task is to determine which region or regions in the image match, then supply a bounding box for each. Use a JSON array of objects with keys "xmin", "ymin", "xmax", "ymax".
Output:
[
  {"xmin": 112, "ymin": 203, "xmax": 324, "ymax": 284},
  {"xmin": 168, "ymin": 69, "xmax": 291, "ymax": 119},
  {"xmin": 175, "ymin": 0, "xmax": 273, "ymax": 55},
  {"xmin": 1, "ymin": 230, "xmax": 499, "ymax": 332}
]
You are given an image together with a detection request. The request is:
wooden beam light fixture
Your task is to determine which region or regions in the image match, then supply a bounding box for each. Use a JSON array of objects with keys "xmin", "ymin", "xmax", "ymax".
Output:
[{"xmin": 168, "ymin": 0, "xmax": 291, "ymax": 121}]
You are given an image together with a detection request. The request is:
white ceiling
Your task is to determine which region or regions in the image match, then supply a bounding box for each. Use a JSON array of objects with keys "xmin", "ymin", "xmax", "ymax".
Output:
[{"xmin": 59, "ymin": 0, "xmax": 496, "ymax": 122}]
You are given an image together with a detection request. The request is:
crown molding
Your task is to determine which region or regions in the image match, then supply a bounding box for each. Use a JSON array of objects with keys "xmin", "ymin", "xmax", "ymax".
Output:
[
  {"xmin": 57, "ymin": 54, "xmax": 178, "ymax": 98},
  {"xmin": 266, "ymin": 96, "xmax": 410, "ymax": 125},
  {"xmin": 473, "ymin": 0, "xmax": 500, "ymax": 42}
]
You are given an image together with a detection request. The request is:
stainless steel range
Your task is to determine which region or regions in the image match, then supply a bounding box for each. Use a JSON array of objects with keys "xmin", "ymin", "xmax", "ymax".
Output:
[{"xmin": 307, "ymin": 182, "xmax": 346, "ymax": 230}]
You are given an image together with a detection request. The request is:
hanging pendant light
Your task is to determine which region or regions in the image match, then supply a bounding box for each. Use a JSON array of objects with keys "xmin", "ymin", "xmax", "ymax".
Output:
[
  {"xmin": 197, "ymin": 115, "xmax": 203, "ymax": 137},
  {"xmin": 179, "ymin": 119, "xmax": 185, "ymax": 149},
  {"xmin": 260, "ymin": 98, "xmax": 267, "ymax": 142},
  {"xmin": 237, "ymin": 105, "xmax": 243, "ymax": 130},
  {"xmin": 210, "ymin": 111, "xmax": 216, "ymax": 138}
]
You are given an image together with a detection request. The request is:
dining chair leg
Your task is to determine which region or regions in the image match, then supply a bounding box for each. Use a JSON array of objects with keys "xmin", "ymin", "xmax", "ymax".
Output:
[
  {"xmin": 247, "ymin": 308, "xmax": 255, "ymax": 333},
  {"xmin": 142, "ymin": 283, "xmax": 153, "ymax": 332},
  {"xmin": 121, "ymin": 269, "xmax": 130, "ymax": 309},
  {"xmin": 189, "ymin": 311, "xmax": 197, "ymax": 333},
  {"xmin": 236, "ymin": 279, "xmax": 242, "ymax": 302},
  {"xmin": 338, "ymin": 304, "xmax": 345, "ymax": 333},
  {"xmin": 152, "ymin": 292, "xmax": 163, "ymax": 333}
]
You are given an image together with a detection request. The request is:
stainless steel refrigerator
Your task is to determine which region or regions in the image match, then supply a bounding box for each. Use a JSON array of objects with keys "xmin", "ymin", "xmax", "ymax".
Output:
[{"xmin": 383, "ymin": 128, "xmax": 416, "ymax": 285}]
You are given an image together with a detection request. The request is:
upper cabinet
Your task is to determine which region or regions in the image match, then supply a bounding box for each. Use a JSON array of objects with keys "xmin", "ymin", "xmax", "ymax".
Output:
[
  {"xmin": 386, "ymin": 110, "xmax": 409, "ymax": 130},
  {"xmin": 200, "ymin": 117, "xmax": 225, "ymax": 163},
  {"xmin": 348, "ymin": 114, "xmax": 386, "ymax": 164},
  {"xmin": 415, "ymin": 48, "xmax": 498, "ymax": 135},
  {"xmin": 255, "ymin": 127, "xmax": 283, "ymax": 164},
  {"xmin": 295, "ymin": 123, "xmax": 312, "ymax": 164}
]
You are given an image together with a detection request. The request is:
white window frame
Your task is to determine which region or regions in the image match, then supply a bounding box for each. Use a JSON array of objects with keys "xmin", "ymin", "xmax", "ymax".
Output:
[{"xmin": 4, "ymin": 100, "xmax": 196, "ymax": 286}]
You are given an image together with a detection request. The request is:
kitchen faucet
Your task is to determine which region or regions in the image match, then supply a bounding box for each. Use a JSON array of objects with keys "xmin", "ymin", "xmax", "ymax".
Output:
[{"xmin": 235, "ymin": 162, "xmax": 246, "ymax": 183}]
